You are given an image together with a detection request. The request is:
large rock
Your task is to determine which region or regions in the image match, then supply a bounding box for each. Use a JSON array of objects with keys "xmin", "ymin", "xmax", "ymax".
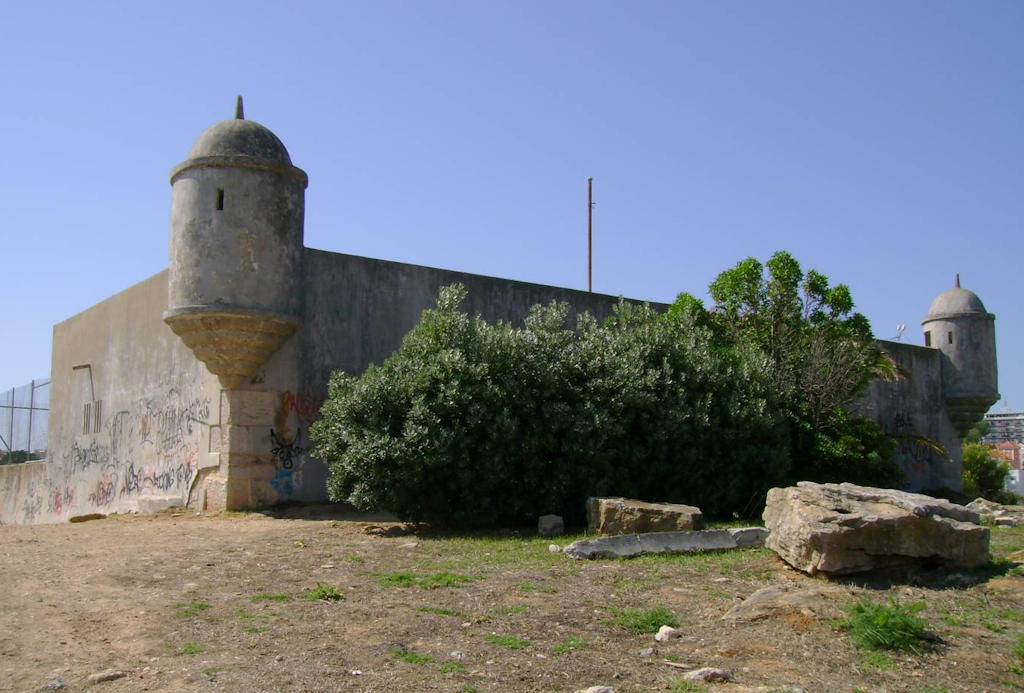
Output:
[
  {"xmin": 587, "ymin": 497, "xmax": 702, "ymax": 535},
  {"xmin": 966, "ymin": 498, "xmax": 1024, "ymax": 527},
  {"xmin": 763, "ymin": 482, "xmax": 989, "ymax": 576}
]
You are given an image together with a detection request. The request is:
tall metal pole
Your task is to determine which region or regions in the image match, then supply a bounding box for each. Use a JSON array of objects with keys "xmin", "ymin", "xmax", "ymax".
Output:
[
  {"xmin": 587, "ymin": 177, "xmax": 593, "ymax": 293},
  {"xmin": 26, "ymin": 380, "xmax": 34, "ymax": 458}
]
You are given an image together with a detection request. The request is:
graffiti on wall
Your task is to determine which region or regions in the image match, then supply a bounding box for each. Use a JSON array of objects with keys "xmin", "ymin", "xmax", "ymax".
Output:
[
  {"xmin": 265, "ymin": 391, "xmax": 321, "ymax": 499},
  {"xmin": 270, "ymin": 428, "xmax": 304, "ymax": 470},
  {"xmin": 884, "ymin": 410, "xmax": 947, "ymax": 476},
  {"xmin": 10, "ymin": 387, "xmax": 213, "ymax": 521},
  {"xmin": 48, "ymin": 486, "xmax": 76, "ymax": 516},
  {"xmin": 280, "ymin": 391, "xmax": 322, "ymax": 429}
]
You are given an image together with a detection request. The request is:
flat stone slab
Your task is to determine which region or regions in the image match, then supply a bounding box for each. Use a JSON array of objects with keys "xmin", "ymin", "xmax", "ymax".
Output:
[{"xmin": 564, "ymin": 527, "xmax": 768, "ymax": 560}]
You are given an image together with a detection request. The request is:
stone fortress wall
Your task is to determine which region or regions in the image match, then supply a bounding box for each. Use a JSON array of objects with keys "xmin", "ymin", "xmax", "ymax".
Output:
[{"xmin": 0, "ymin": 101, "xmax": 998, "ymax": 524}]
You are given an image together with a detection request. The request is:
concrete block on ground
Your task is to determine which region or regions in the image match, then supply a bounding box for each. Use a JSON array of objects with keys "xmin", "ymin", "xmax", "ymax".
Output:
[{"xmin": 587, "ymin": 496, "xmax": 703, "ymax": 535}]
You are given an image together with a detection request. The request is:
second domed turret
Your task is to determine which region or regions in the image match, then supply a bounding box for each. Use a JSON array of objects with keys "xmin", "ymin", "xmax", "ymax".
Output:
[{"xmin": 921, "ymin": 276, "xmax": 998, "ymax": 436}]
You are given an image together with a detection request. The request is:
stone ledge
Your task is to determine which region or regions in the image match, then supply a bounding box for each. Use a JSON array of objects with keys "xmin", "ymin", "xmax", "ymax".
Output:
[{"xmin": 564, "ymin": 527, "xmax": 768, "ymax": 560}]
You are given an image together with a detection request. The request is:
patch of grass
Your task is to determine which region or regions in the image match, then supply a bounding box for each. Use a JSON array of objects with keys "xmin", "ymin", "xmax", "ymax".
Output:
[
  {"xmin": 202, "ymin": 665, "xmax": 227, "ymax": 676},
  {"xmin": 552, "ymin": 635, "xmax": 589, "ymax": 654},
  {"xmin": 497, "ymin": 605, "xmax": 528, "ymax": 615},
  {"xmin": 457, "ymin": 686, "xmax": 479, "ymax": 693},
  {"xmin": 438, "ymin": 660, "xmax": 467, "ymax": 674},
  {"xmin": 1011, "ymin": 634, "xmax": 1024, "ymax": 676},
  {"xmin": 345, "ymin": 554, "xmax": 365, "ymax": 563},
  {"xmin": 423, "ymin": 571, "xmax": 473, "ymax": 588},
  {"xmin": 180, "ymin": 641, "xmax": 203, "ymax": 656},
  {"xmin": 251, "ymin": 592, "xmax": 289, "ymax": 602},
  {"xmin": 173, "ymin": 601, "xmax": 211, "ymax": 618},
  {"xmin": 390, "ymin": 647, "xmax": 434, "ymax": 664},
  {"xmin": 607, "ymin": 605, "xmax": 678, "ymax": 633},
  {"xmin": 942, "ymin": 610, "xmax": 968, "ymax": 627},
  {"xmin": 635, "ymin": 546, "xmax": 773, "ymax": 573},
  {"xmin": 234, "ymin": 607, "xmax": 257, "ymax": 620},
  {"xmin": 378, "ymin": 570, "xmax": 473, "ymax": 589},
  {"xmin": 991, "ymin": 525, "xmax": 1024, "ymax": 556},
  {"xmin": 293, "ymin": 540, "xmax": 307, "ymax": 548},
  {"xmin": 243, "ymin": 625, "xmax": 270, "ymax": 634},
  {"xmin": 861, "ymin": 649, "xmax": 897, "ymax": 670},
  {"xmin": 516, "ymin": 582, "xmax": 537, "ymax": 592},
  {"xmin": 838, "ymin": 598, "xmax": 929, "ymax": 654},
  {"xmin": 483, "ymin": 633, "xmax": 531, "ymax": 650},
  {"xmin": 304, "ymin": 582, "xmax": 344, "ymax": 601},
  {"xmin": 380, "ymin": 571, "xmax": 419, "ymax": 587}
]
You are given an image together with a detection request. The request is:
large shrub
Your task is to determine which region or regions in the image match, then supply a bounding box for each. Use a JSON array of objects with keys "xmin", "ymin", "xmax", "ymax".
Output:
[{"xmin": 310, "ymin": 284, "xmax": 789, "ymax": 528}]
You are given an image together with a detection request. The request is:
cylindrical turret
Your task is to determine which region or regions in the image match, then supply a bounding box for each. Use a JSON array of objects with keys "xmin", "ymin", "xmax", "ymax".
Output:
[
  {"xmin": 164, "ymin": 98, "xmax": 308, "ymax": 389},
  {"xmin": 921, "ymin": 279, "xmax": 998, "ymax": 436}
]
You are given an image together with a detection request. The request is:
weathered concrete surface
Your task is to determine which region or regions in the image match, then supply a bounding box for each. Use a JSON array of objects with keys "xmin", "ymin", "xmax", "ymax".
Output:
[
  {"xmin": 0, "ymin": 272, "xmax": 218, "ymax": 524},
  {"xmin": 763, "ymin": 482, "xmax": 989, "ymax": 576},
  {"xmin": 299, "ymin": 248, "xmax": 640, "ymax": 397},
  {"xmin": 587, "ymin": 497, "xmax": 703, "ymax": 535},
  {"xmin": 851, "ymin": 341, "xmax": 962, "ymax": 492},
  {"xmin": 564, "ymin": 527, "xmax": 768, "ymax": 560}
]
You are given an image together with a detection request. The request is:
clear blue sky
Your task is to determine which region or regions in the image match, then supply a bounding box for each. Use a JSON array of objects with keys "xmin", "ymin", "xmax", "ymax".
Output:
[{"xmin": 2, "ymin": 1, "xmax": 1021, "ymax": 411}]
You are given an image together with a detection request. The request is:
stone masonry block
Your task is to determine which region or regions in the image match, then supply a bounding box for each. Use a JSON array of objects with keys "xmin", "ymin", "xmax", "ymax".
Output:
[
  {"xmin": 221, "ymin": 390, "xmax": 278, "ymax": 426},
  {"xmin": 223, "ymin": 425, "xmax": 252, "ymax": 453},
  {"xmin": 221, "ymin": 454, "xmax": 277, "ymax": 481}
]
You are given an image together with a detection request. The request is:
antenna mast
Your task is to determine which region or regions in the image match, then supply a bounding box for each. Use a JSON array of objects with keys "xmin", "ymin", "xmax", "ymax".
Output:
[{"xmin": 587, "ymin": 177, "xmax": 593, "ymax": 293}]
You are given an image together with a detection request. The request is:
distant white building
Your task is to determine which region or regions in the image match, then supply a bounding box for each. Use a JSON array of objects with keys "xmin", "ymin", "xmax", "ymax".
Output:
[{"xmin": 984, "ymin": 410, "xmax": 1024, "ymax": 444}]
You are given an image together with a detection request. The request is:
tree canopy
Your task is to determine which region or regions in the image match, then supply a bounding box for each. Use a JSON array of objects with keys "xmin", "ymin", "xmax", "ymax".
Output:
[{"xmin": 679, "ymin": 250, "xmax": 899, "ymax": 486}]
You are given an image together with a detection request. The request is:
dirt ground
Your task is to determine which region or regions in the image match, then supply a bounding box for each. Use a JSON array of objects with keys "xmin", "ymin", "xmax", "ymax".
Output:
[{"xmin": 1, "ymin": 506, "xmax": 1022, "ymax": 693}]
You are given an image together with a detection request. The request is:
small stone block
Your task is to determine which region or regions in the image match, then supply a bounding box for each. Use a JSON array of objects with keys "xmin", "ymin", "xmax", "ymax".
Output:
[{"xmin": 538, "ymin": 514, "xmax": 565, "ymax": 537}]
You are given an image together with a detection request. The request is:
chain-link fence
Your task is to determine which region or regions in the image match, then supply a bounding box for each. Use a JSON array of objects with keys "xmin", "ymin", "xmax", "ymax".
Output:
[{"xmin": 0, "ymin": 378, "xmax": 49, "ymax": 464}]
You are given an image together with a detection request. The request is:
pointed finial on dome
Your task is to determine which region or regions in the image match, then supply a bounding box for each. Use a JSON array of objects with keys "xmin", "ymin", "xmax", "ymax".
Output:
[
  {"xmin": 955, "ymin": 273, "xmax": 961, "ymax": 289},
  {"xmin": 235, "ymin": 95, "xmax": 244, "ymax": 120}
]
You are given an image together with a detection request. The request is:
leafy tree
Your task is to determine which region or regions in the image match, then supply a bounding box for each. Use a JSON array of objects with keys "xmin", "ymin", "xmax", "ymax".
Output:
[
  {"xmin": 961, "ymin": 440, "xmax": 1011, "ymax": 502},
  {"xmin": 964, "ymin": 420, "xmax": 991, "ymax": 445},
  {"xmin": 700, "ymin": 250, "xmax": 899, "ymax": 486}
]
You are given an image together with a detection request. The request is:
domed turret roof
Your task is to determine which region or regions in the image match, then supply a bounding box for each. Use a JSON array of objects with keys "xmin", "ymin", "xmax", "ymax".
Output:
[
  {"xmin": 923, "ymin": 284, "xmax": 992, "ymax": 323},
  {"xmin": 170, "ymin": 97, "xmax": 306, "ymax": 186},
  {"xmin": 187, "ymin": 118, "xmax": 293, "ymax": 165},
  {"xmin": 927, "ymin": 287, "xmax": 987, "ymax": 316}
]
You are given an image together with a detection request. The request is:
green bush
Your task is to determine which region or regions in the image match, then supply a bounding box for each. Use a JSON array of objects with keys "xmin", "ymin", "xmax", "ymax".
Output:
[
  {"xmin": 310, "ymin": 284, "xmax": 789, "ymax": 528},
  {"xmin": 608, "ymin": 605, "xmax": 679, "ymax": 633}
]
